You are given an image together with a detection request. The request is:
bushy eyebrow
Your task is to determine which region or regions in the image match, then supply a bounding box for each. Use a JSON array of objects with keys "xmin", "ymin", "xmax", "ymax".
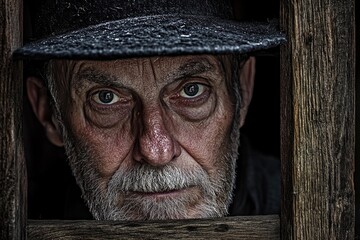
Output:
[
  {"xmin": 170, "ymin": 58, "xmax": 215, "ymax": 80},
  {"xmin": 73, "ymin": 67, "xmax": 124, "ymax": 91}
]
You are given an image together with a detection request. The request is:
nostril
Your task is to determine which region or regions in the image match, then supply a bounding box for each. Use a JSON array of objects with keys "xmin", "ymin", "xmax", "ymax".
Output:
[{"xmin": 134, "ymin": 121, "xmax": 180, "ymax": 166}]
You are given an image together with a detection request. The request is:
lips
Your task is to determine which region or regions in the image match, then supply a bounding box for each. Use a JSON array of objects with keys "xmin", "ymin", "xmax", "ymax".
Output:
[{"xmin": 129, "ymin": 187, "xmax": 192, "ymax": 198}]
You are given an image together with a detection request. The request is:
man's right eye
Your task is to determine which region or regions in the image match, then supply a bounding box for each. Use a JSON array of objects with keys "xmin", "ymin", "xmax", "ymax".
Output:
[{"xmin": 92, "ymin": 90, "xmax": 120, "ymax": 105}]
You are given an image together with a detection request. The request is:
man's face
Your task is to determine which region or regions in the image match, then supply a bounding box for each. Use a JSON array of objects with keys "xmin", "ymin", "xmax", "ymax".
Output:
[{"xmin": 44, "ymin": 55, "xmax": 247, "ymax": 220}]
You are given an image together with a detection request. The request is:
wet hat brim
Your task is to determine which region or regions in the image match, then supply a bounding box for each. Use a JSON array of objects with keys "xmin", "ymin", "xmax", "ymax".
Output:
[{"xmin": 14, "ymin": 15, "xmax": 286, "ymax": 60}]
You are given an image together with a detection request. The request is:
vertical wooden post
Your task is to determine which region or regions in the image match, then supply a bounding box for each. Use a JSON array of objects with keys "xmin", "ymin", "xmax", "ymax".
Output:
[
  {"xmin": 280, "ymin": 0, "xmax": 355, "ymax": 239},
  {"xmin": 356, "ymin": 2, "xmax": 360, "ymax": 237},
  {"xmin": 0, "ymin": 0, "xmax": 26, "ymax": 239}
]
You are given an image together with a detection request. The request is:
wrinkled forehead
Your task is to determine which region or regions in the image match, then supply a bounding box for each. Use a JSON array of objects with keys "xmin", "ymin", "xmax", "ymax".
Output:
[{"xmin": 48, "ymin": 54, "xmax": 235, "ymax": 89}]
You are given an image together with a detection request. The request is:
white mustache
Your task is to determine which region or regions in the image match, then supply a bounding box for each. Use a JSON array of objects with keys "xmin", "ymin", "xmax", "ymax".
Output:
[{"xmin": 108, "ymin": 164, "xmax": 210, "ymax": 193}]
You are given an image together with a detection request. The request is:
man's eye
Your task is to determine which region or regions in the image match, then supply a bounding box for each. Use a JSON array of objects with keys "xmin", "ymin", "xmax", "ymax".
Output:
[
  {"xmin": 180, "ymin": 83, "xmax": 205, "ymax": 98},
  {"xmin": 92, "ymin": 90, "xmax": 120, "ymax": 105}
]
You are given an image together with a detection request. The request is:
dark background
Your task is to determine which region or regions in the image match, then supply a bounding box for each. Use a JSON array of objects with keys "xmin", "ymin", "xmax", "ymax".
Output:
[{"xmin": 233, "ymin": 0, "xmax": 281, "ymax": 158}]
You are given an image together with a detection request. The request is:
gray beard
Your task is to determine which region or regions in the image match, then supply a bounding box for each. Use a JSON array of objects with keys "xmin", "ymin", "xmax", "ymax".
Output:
[
  {"xmin": 96, "ymin": 163, "xmax": 227, "ymax": 220},
  {"xmin": 60, "ymin": 122, "xmax": 240, "ymax": 221}
]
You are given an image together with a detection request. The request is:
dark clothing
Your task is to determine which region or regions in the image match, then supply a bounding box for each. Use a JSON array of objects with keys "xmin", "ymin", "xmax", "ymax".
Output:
[
  {"xmin": 229, "ymin": 136, "xmax": 280, "ymax": 215},
  {"xmin": 27, "ymin": 135, "xmax": 280, "ymax": 219}
]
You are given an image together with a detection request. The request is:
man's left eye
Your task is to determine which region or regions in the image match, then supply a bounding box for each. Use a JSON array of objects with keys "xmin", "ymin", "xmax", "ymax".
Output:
[
  {"xmin": 92, "ymin": 90, "xmax": 120, "ymax": 105},
  {"xmin": 180, "ymin": 83, "xmax": 205, "ymax": 98}
]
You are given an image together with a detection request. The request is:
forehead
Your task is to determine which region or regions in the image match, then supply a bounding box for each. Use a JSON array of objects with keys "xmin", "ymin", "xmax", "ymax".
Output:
[
  {"xmin": 87, "ymin": 55, "xmax": 216, "ymax": 69},
  {"xmin": 58, "ymin": 55, "xmax": 228, "ymax": 87},
  {"xmin": 73, "ymin": 54, "xmax": 222, "ymax": 70}
]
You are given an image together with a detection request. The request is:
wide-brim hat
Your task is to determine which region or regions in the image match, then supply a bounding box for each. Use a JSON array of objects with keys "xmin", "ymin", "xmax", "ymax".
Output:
[{"xmin": 14, "ymin": 0, "xmax": 286, "ymax": 60}]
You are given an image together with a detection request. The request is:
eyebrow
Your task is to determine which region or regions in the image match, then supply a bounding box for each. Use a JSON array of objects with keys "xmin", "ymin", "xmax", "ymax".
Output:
[
  {"xmin": 170, "ymin": 58, "xmax": 215, "ymax": 80},
  {"xmin": 74, "ymin": 67, "xmax": 124, "ymax": 90}
]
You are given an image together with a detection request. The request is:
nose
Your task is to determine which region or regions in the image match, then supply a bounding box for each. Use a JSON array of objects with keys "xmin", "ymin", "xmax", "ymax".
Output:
[{"xmin": 134, "ymin": 107, "xmax": 181, "ymax": 166}]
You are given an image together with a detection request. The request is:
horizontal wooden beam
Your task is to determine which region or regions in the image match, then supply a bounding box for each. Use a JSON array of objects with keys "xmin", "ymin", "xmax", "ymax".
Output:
[{"xmin": 28, "ymin": 215, "xmax": 279, "ymax": 240}]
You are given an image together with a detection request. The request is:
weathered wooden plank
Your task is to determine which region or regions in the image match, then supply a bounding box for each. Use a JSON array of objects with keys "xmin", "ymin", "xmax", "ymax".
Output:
[
  {"xmin": 27, "ymin": 215, "xmax": 279, "ymax": 240},
  {"xmin": 355, "ymin": 1, "xmax": 360, "ymax": 238},
  {"xmin": 280, "ymin": 0, "xmax": 355, "ymax": 239},
  {"xmin": 0, "ymin": 0, "xmax": 25, "ymax": 239}
]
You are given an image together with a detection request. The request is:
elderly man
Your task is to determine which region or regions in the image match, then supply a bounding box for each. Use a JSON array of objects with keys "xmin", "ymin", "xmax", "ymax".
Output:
[{"xmin": 16, "ymin": 0, "xmax": 285, "ymax": 220}]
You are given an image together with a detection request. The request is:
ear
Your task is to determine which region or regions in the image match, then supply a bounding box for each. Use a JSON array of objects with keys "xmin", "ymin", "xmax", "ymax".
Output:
[
  {"xmin": 27, "ymin": 77, "xmax": 64, "ymax": 147},
  {"xmin": 238, "ymin": 57, "xmax": 255, "ymax": 127}
]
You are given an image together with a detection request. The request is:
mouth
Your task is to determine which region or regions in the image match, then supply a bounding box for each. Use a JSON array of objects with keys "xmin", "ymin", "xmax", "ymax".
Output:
[{"xmin": 130, "ymin": 187, "xmax": 193, "ymax": 198}]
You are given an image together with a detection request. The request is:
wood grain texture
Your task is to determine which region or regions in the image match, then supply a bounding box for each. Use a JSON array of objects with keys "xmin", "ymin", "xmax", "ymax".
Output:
[
  {"xmin": 280, "ymin": 0, "xmax": 355, "ymax": 239},
  {"xmin": 355, "ymin": 2, "xmax": 360, "ymax": 238},
  {"xmin": 27, "ymin": 215, "xmax": 279, "ymax": 240},
  {"xmin": 0, "ymin": 0, "xmax": 25, "ymax": 239}
]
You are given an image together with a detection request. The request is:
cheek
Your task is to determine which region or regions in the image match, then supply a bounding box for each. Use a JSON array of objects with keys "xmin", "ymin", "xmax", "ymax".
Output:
[
  {"xmin": 67, "ymin": 114, "xmax": 135, "ymax": 178},
  {"xmin": 174, "ymin": 104, "xmax": 234, "ymax": 172}
]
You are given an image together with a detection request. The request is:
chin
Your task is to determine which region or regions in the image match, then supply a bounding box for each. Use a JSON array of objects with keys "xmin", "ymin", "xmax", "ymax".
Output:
[{"xmin": 87, "ymin": 185, "xmax": 228, "ymax": 221}]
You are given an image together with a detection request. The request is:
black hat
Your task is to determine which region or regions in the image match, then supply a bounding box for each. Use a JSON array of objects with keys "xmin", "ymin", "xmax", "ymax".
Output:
[{"xmin": 14, "ymin": 0, "xmax": 286, "ymax": 60}]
